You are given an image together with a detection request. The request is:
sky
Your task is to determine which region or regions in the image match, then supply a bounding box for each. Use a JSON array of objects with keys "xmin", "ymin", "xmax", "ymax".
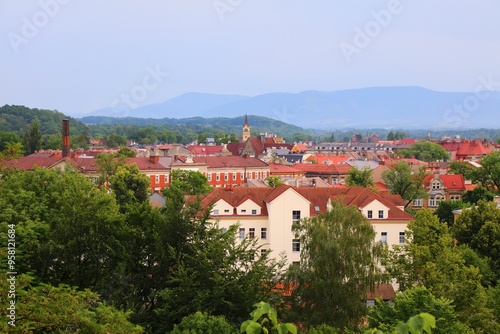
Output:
[{"xmin": 1, "ymin": 0, "xmax": 500, "ymax": 118}]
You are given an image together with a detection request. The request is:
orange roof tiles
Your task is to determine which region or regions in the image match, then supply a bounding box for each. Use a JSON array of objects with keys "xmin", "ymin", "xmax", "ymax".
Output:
[
  {"xmin": 201, "ymin": 185, "xmax": 413, "ymax": 221},
  {"xmin": 424, "ymin": 174, "xmax": 466, "ymax": 190}
]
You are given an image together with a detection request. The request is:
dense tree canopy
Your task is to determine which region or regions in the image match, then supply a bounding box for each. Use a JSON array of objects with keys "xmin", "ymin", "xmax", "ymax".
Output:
[
  {"xmin": 345, "ymin": 166, "xmax": 375, "ymax": 188},
  {"xmin": 398, "ymin": 141, "xmax": 449, "ymax": 162},
  {"xmin": 285, "ymin": 200, "xmax": 384, "ymax": 331},
  {"xmin": 386, "ymin": 209, "xmax": 499, "ymax": 332},
  {"xmin": 382, "ymin": 162, "xmax": 428, "ymax": 207}
]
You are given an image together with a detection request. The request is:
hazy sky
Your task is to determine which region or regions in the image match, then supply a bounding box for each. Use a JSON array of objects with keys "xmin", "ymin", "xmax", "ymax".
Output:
[{"xmin": 2, "ymin": 0, "xmax": 499, "ymax": 117}]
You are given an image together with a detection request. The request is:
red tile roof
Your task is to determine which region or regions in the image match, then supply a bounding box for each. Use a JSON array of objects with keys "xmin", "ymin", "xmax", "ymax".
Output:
[
  {"xmin": 192, "ymin": 155, "xmax": 268, "ymax": 168},
  {"xmin": 293, "ymin": 163, "xmax": 352, "ymax": 174},
  {"xmin": 306, "ymin": 155, "xmax": 350, "ymax": 164},
  {"xmin": 424, "ymin": 174, "xmax": 466, "ymax": 190},
  {"xmin": 268, "ymin": 163, "xmax": 304, "ymax": 175},
  {"xmin": 187, "ymin": 145, "xmax": 226, "ymax": 155},
  {"xmin": 200, "ymin": 185, "xmax": 413, "ymax": 221},
  {"xmin": 440, "ymin": 140, "xmax": 491, "ymax": 156}
]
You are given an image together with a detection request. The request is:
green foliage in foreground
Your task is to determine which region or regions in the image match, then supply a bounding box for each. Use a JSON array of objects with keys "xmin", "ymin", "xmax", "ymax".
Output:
[
  {"xmin": 0, "ymin": 274, "xmax": 143, "ymax": 333},
  {"xmin": 170, "ymin": 311, "xmax": 235, "ymax": 334},
  {"xmin": 240, "ymin": 302, "xmax": 297, "ymax": 334},
  {"xmin": 366, "ymin": 286, "xmax": 472, "ymax": 334}
]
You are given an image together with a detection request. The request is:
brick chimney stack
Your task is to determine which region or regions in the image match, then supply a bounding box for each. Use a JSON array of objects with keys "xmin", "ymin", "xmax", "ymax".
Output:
[{"xmin": 62, "ymin": 119, "xmax": 70, "ymax": 158}]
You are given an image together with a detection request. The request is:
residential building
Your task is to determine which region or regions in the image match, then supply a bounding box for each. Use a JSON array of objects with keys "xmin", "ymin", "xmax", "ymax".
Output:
[
  {"xmin": 292, "ymin": 163, "xmax": 352, "ymax": 185},
  {"xmin": 439, "ymin": 140, "xmax": 491, "ymax": 161},
  {"xmin": 199, "ymin": 185, "xmax": 413, "ymax": 267},
  {"xmin": 412, "ymin": 173, "xmax": 467, "ymax": 209}
]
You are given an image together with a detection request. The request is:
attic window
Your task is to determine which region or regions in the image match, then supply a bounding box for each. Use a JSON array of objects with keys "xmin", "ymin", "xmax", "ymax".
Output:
[{"xmin": 314, "ymin": 206, "xmax": 320, "ymax": 212}]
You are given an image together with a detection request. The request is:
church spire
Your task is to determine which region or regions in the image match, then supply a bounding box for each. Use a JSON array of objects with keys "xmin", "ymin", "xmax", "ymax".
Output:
[{"xmin": 242, "ymin": 114, "xmax": 250, "ymax": 142}]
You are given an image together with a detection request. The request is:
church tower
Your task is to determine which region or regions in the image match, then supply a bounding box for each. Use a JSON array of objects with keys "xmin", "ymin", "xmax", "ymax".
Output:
[{"xmin": 242, "ymin": 114, "xmax": 250, "ymax": 142}]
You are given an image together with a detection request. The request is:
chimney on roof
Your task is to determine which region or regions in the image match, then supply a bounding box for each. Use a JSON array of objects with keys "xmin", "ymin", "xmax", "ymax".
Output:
[
  {"xmin": 62, "ymin": 119, "xmax": 70, "ymax": 158},
  {"xmin": 149, "ymin": 148, "xmax": 159, "ymax": 164}
]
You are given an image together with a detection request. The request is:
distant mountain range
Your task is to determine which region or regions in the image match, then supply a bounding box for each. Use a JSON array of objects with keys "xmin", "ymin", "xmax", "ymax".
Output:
[{"xmin": 82, "ymin": 87, "xmax": 500, "ymax": 130}]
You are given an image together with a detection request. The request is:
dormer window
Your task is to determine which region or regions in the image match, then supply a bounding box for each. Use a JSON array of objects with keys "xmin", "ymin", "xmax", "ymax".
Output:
[{"xmin": 432, "ymin": 182, "xmax": 440, "ymax": 190}]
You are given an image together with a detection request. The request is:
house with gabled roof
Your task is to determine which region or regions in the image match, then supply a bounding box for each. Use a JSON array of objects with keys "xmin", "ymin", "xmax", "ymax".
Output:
[
  {"xmin": 292, "ymin": 162, "xmax": 352, "ymax": 185},
  {"xmin": 439, "ymin": 140, "xmax": 491, "ymax": 161},
  {"xmin": 198, "ymin": 185, "xmax": 413, "ymax": 266},
  {"xmin": 411, "ymin": 172, "xmax": 467, "ymax": 209}
]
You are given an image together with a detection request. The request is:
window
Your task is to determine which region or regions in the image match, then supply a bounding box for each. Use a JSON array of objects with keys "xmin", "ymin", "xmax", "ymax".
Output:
[
  {"xmin": 367, "ymin": 210, "xmax": 373, "ymax": 218},
  {"xmin": 224, "ymin": 209, "xmax": 230, "ymax": 213},
  {"xmin": 224, "ymin": 172, "xmax": 228, "ymax": 181},
  {"xmin": 155, "ymin": 175, "xmax": 159, "ymax": 184},
  {"xmin": 263, "ymin": 171, "xmax": 267, "ymax": 178},
  {"xmin": 249, "ymin": 228, "xmax": 255, "ymax": 238},
  {"xmin": 399, "ymin": 232, "xmax": 405, "ymax": 244},
  {"xmin": 241, "ymin": 209, "xmax": 246, "ymax": 213},
  {"xmin": 221, "ymin": 227, "xmax": 227, "ymax": 233},
  {"xmin": 232, "ymin": 172, "xmax": 236, "ymax": 180},
  {"xmin": 216, "ymin": 173, "xmax": 220, "ymax": 181},
  {"xmin": 247, "ymin": 172, "xmax": 252, "ymax": 180},
  {"xmin": 164, "ymin": 174, "xmax": 169, "ymax": 183},
  {"xmin": 292, "ymin": 210, "xmax": 301, "ymax": 224},
  {"xmin": 378, "ymin": 210, "xmax": 384, "ymax": 219},
  {"xmin": 213, "ymin": 209, "xmax": 219, "ymax": 215},
  {"xmin": 413, "ymin": 198, "xmax": 423, "ymax": 206},
  {"xmin": 252, "ymin": 209, "xmax": 257, "ymax": 215},
  {"xmin": 381, "ymin": 232, "xmax": 387, "ymax": 244},
  {"xmin": 260, "ymin": 249, "xmax": 267, "ymax": 256},
  {"xmin": 429, "ymin": 196, "xmax": 442, "ymax": 207},
  {"xmin": 240, "ymin": 172, "xmax": 244, "ymax": 180},
  {"xmin": 261, "ymin": 228, "xmax": 267, "ymax": 239},
  {"xmin": 450, "ymin": 195, "xmax": 460, "ymax": 201},
  {"xmin": 292, "ymin": 239, "xmax": 300, "ymax": 252},
  {"xmin": 432, "ymin": 182, "xmax": 440, "ymax": 190},
  {"xmin": 239, "ymin": 228, "xmax": 245, "ymax": 239},
  {"xmin": 207, "ymin": 173, "xmax": 212, "ymax": 181}
]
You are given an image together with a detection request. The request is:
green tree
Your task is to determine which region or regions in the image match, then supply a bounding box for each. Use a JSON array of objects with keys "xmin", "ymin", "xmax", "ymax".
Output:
[
  {"xmin": 452, "ymin": 200, "xmax": 500, "ymax": 282},
  {"xmin": 41, "ymin": 133, "xmax": 62, "ymax": 149},
  {"xmin": 240, "ymin": 302, "xmax": 296, "ymax": 334},
  {"xmin": 285, "ymin": 200, "xmax": 384, "ymax": 331},
  {"xmin": 346, "ymin": 166, "xmax": 375, "ymax": 189},
  {"xmin": 22, "ymin": 119, "xmax": 42, "ymax": 155},
  {"xmin": 386, "ymin": 209, "xmax": 499, "ymax": 332},
  {"xmin": 382, "ymin": 162, "xmax": 428, "ymax": 208},
  {"xmin": 448, "ymin": 161, "xmax": 474, "ymax": 179},
  {"xmin": 1, "ymin": 141, "xmax": 24, "ymax": 159},
  {"xmin": 394, "ymin": 131, "xmax": 409, "ymax": 140},
  {"xmin": 0, "ymin": 131, "xmax": 21, "ymax": 151},
  {"xmin": 165, "ymin": 169, "xmax": 212, "ymax": 196},
  {"xmin": 387, "ymin": 131, "xmax": 395, "ymax": 140},
  {"xmin": 73, "ymin": 130, "xmax": 90, "ymax": 149},
  {"xmin": 116, "ymin": 146, "xmax": 136, "ymax": 157},
  {"xmin": 0, "ymin": 168, "xmax": 128, "ymax": 298},
  {"xmin": 95, "ymin": 152, "xmax": 127, "ymax": 186},
  {"xmin": 171, "ymin": 311, "xmax": 235, "ymax": 334},
  {"xmin": 0, "ymin": 274, "xmax": 143, "ymax": 333},
  {"xmin": 107, "ymin": 133, "xmax": 127, "ymax": 148},
  {"xmin": 110, "ymin": 164, "xmax": 151, "ymax": 213},
  {"xmin": 469, "ymin": 151, "xmax": 500, "ymax": 193},
  {"xmin": 461, "ymin": 185, "xmax": 495, "ymax": 204},
  {"xmin": 398, "ymin": 141, "xmax": 449, "ymax": 162},
  {"xmin": 366, "ymin": 286, "xmax": 472, "ymax": 334},
  {"xmin": 266, "ymin": 175, "xmax": 283, "ymax": 187},
  {"xmin": 434, "ymin": 199, "xmax": 468, "ymax": 227}
]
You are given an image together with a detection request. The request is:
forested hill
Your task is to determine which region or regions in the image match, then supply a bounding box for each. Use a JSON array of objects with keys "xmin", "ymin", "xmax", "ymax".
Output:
[
  {"xmin": 0, "ymin": 105, "xmax": 88, "ymax": 135},
  {"xmin": 79, "ymin": 115, "xmax": 306, "ymax": 137}
]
